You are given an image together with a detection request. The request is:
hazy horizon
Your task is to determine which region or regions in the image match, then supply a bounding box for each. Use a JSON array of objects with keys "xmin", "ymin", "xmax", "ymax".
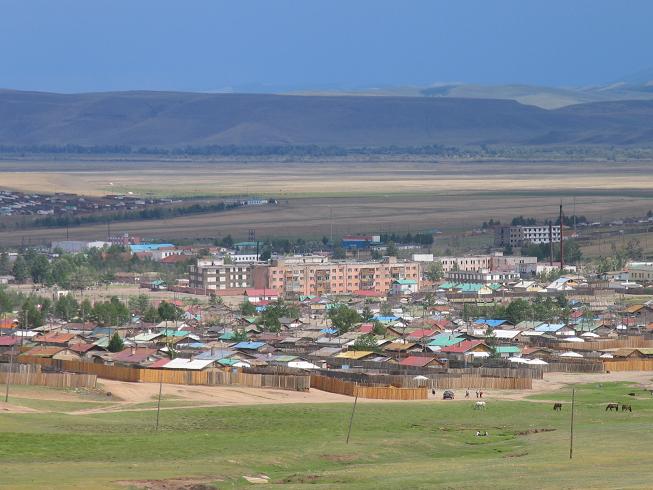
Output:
[{"xmin": 1, "ymin": 0, "xmax": 651, "ymax": 93}]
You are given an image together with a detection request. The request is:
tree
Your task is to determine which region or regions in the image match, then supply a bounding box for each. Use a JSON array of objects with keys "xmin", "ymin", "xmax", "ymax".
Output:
[
  {"xmin": 18, "ymin": 298, "xmax": 44, "ymax": 329},
  {"xmin": 30, "ymin": 255, "xmax": 51, "ymax": 284},
  {"xmin": 380, "ymin": 302, "xmax": 393, "ymax": 317},
  {"xmin": 12, "ymin": 256, "xmax": 30, "ymax": 283},
  {"xmin": 505, "ymin": 299, "xmax": 532, "ymax": 325},
  {"xmin": 107, "ymin": 332, "xmax": 124, "ymax": 352},
  {"xmin": 209, "ymin": 294, "xmax": 223, "ymax": 307},
  {"xmin": 424, "ymin": 261, "xmax": 444, "ymax": 281},
  {"xmin": 332, "ymin": 247, "xmax": 346, "ymax": 259},
  {"xmin": 142, "ymin": 305, "xmax": 160, "ymax": 323},
  {"xmin": 351, "ymin": 334, "xmax": 379, "ymax": 352},
  {"xmin": 68, "ymin": 266, "xmax": 97, "ymax": 292},
  {"xmin": 232, "ymin": 329, "xmax": 249, "ymax": 342},
  {"xmin": 54, "ymin": 294, "xmax": 79, "ymax": 321},
  {"xmin": 386, "ymin": 241, "xmax": 398, "ymax": 257},
  {"xmin": 370, "ymin": 249, "xmax": 382, "ymax": 260},
  {"xmin": 240, "ymin": 300, "xmax": 256, "ymax": 316},
  {"xmin": 372, "ymin": 320, "xmax": 387, "ymax": 337},
  {"xmin": 328, "ymin": 304, "xmax": 361, "ymax": 335},
  {"xmin": 361, "ymin": 305, "xmax": 374, "ymax": 322},
  {"xmin": 0, "ymin": 252, "xmax": 11, "ymax": 275},
  {"xmin": 128, "ymin": 294, "xmax": 151, "ymax": 315},
  {"xmin": 157, "ymin": 301, "xmax": 182, "ymax": 321}
]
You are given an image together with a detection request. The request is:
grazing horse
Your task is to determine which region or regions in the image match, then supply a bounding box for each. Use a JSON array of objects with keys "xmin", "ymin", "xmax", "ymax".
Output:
[
  {"xmin": 605, "ymin": 403, "xmax": 619, "ymax": 411},
  {"xmin": 474, "ymin": 401, "xmax": 486, "ymax": 410},
  {"xmin": 553, "ymin": 403, "xmax": 562, "ymax": 411},
  {"xmin": 621, "ymin": 404, "xmax": 632, "ymax": 412}
]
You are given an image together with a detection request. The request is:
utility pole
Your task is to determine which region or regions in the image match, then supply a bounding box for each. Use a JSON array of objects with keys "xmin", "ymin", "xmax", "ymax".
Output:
[
  {"xmin": 155, "ymin": 370, "xmax": 163, "ymax": 431},
  {"xmin": 549, "ymin": 222, "xmax": 554, "ymax": 266},
  {"xmin": 346, "ymin": 384, "xmax": 359, "ymax": 444},
  {"xmin": 4, "ymin": 341, "xmax": 15, "ymax": 403},
  {"xmin": 559, "ymin": 202, "xmax": 565, "ymax": 271},
  {"xmin": 569, "ymin": 386, "xmax": 576, "ymax": 459}
]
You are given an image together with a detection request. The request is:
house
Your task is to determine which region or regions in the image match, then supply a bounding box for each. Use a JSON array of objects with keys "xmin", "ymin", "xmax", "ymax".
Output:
[
  {"xmin": 494, "ymin": 346, "xmax": 522, "ymax": 358},
  {"xmin": 428, "ymin": 334, "xmax": 465, "ymax": 351},
  {"xmin": 335, "ymin": 350, "xmax": 377, "ymax": 361},
  {"xmin": 20, "ymin": 346, "xmax": 81, "ymax": 360},
  {"xmin": 391, "ymin": 279, "xmax": 418, "ymax": 295},
  {"xmin": 160, "ymin": 358, "xmax": 215, "ymax": 370},
  {"xmin": 111, "ymin": 347, "xmax": 159, "ymax": 365},
  {"xmin": 398, "ymin": 355, "xmax": 444, "ymax": 368},
  {"xmin": 473, "ymin": 319, "xmax": 512, "ymax": 329},
  {"xmin": 383, "ymin": 341, "xmax": 420, "ymax": 354},
  {"xmin": 440, "ymin": 340, "xmax": 492, "ymax": 361},
  {"xmin": 0, "ymin": 335, "xmax": 18, "ymax": 352},
  {"xmin": 232, "ymin": 341, "xmax": 269, "ymax": 353},
  {"xmin": 534, "ymin": 323, "xmax": 576, "ymax": 337},
  {"xmin": 244, "ymin": 289, "xmax": 279, "ymax": 303},
  {"xmin": 623, "ymin": 304, "xmax": 653, "ymax": 325},
  {"xmin": 489, "ymin": 329, "xmax": 522, "ymax": 342},
  {"xmin": 32, "ymin": 332, "xmax": 82, "ymax": 347}
]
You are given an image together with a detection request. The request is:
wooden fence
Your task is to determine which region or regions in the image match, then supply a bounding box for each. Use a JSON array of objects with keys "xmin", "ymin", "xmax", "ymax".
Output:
[
  {"xmin": 430, "ymin": 375, "xmax": 532, "ymax": 390},
  {"xmin": 310, "ymin": 375, "xmax": 427, "ymax": 400},
  {"xmin": 558, "ymin": 337, "xmax": 653, "ymax": 351},
  {"xmin": 0, "ymin": 371, "xmax": 97, "ymax": 389},
  {"xmin": 16, "ymin": 356, "xmax": 310, "ymax": 391},
  {"xmin": 603, "ymin": 359, "xmax": 653, "ymax": 372}
]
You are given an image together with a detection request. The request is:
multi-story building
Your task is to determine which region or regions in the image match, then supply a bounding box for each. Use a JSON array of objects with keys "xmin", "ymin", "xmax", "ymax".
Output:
[
  {"xmin": 495, "ymin": 225, "xmax": 561, "ymax": 248},
  {"xmin": 446, "ymin": 269, "xmax": 520, "ymax": 283},
  {"xmin": 626, "ymin": 262, "xmax": 653, "ymax": 283},
  {"xmin": 188, "ymin": 258, "xmax": 253, "ymax": 290},
  {"xmin": 256, "ymin": 255, "xmax": 420, "ymax": 296}
]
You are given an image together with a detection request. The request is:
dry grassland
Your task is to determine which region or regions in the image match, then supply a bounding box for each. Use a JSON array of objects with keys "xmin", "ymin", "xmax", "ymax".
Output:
[{"xmin": 1, "ymin": 159, "xmax": 652, "ymax": 244}]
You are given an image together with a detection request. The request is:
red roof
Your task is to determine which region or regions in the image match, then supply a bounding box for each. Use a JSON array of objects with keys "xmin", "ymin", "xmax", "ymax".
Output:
[
  {"xmin": 147, "ymin": 358, "xmax": 171, "ymax": 368},
  {"xmin": 244, "ymin": 289, "xmax": 279, "ymax": 297},
  {"xmin": 33, "ymin": 333, "xmax": 77, "ymax": 344},
  {"xmin": 69, "ymin": 343, "xmax": 96, "ymax": 353},
  {"xmin": 0, "ymin": 319, "xmax": 17, "ymax": 329},
  {"xmin": 161, "ymin": 255, "xmax": 190, "ymax": 264},
  {"xmin": 440, "ymin": 340, "xmax": 486, "ymax": 354},
  {"xmin": 0, "ymin": 336, "xmax": 18, "ymax": 346},
  {"xmin": 112, "ymin": 347, "xmax": 158, "ymax": 363},
  {"xmin": 354, "ymin": 290, "xmax": 385, "ymax": 298},
  {"xmin": 398, "ymin": 356, "xmax": 440, "ymax": 367},
  {"xmin": 357, "ymin": 323, "xmax": 374, "ymax": 334},
  {"xmin": 407, "ymin": 329, "xmax": 438, "ymax": 339}
]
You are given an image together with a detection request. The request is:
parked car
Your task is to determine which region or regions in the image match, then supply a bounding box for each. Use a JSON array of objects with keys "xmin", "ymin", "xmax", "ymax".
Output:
[{"xmin": 442, "ymin": 390, "xmax": 454, "ymax": 400}]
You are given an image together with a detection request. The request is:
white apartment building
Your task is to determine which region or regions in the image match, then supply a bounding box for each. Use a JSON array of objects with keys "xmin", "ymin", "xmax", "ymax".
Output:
[
  {"xmin": 188, "ymin": 258, "xmax": 253, "ymax": 290},
  {"xmin": 495, "ymin": 225, "xmax": 561, "ymax": 247}
]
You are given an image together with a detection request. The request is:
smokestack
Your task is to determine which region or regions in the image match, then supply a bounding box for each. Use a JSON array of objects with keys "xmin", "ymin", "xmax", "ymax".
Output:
[
  {"xmin": 549, "ymin": 222, "xmax": 554, "ymax": 266},
  {"xmin": 559, "ymin": 203, "xmax": 564, "ymax": 271}
]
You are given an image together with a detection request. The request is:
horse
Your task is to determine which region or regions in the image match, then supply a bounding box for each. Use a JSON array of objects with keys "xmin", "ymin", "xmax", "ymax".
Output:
[
  {"xmin": 621, "ymin": 404, "xmax": 632, "ymax": 412},
  {"xmin": 473, "ymin": 401, "xmax": 486, "ymax": 410},
  {"xmin": 605, "ymin": 403, "xmax": 619, "ymax": 411},
  {"xmin": 553, "ymin": 403, "xmax": 562, "ymax": 411}
]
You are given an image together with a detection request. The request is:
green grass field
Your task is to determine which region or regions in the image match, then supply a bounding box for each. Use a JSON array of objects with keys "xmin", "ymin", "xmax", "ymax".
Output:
[{"xmin": 2, "ymin": 382, "xmax": 653, "ymax": 489}]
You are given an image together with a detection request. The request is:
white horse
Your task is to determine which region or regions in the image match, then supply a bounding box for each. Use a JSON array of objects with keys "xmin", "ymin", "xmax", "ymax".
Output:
[{"xmin": 473, "ymin": 401, "xmax": 487, "ymax": 410}]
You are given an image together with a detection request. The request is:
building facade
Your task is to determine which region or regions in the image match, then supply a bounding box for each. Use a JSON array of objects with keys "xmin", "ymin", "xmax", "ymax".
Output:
[
  {"xmin": 188, "ymin": 258, "xmax": 254, "ymax": 290},
  {"xmin": 495, "ymin": 225, "xmax": 561, "ymax": 247},
  {"xmin": 257, "ymin": 256, "xmax": 420, "ymax": 296}
]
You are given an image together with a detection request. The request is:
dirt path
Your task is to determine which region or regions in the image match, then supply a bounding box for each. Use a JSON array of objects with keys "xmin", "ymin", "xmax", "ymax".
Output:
[{"xmin": 6, "ymin": 371, "xmax": 653, "ymax": 414}]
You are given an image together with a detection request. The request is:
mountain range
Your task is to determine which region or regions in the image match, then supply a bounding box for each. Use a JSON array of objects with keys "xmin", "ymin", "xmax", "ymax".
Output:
[{"xmin": 1, "ymin": 88, "xmax": 653, "ymax": 149}]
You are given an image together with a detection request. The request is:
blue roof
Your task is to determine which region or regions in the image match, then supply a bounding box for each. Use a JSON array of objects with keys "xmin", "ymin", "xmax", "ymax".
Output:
[
  {"xmin": 373, "ymin": 315, "xmax": 399, "ymax": 322},
  {"xmin": 320, "ymin": 328, "xmax": 338, "ymax": 335},
  {"xmin": 130, "ymin": 243, "xmax": 174, "ymax": 252},
  {"xmin": 534, "ymin": 323, "xmax": 565, "ymax": 332},
  {"xmin": 474, "ymin": 319, "xmax": 508, "ymax": 328},
  {"xmin": 233, "ymin": 341, "xmax": 265, "ymax": 350}
]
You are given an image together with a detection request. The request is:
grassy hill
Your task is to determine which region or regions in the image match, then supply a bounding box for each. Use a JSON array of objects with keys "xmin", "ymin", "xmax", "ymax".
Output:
[{"xmin": 2, "ymin": 89, "xmax": 653, "ymax": 149}]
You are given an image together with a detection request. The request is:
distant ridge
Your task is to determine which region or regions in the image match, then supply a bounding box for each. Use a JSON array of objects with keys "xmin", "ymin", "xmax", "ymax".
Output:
[{"xmin": 1, "ymin": 90, "xmax": 653, "ymax": 149}]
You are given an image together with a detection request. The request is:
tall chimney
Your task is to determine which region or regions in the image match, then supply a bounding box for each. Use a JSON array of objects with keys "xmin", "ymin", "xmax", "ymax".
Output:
[
  {"xmin": 559, "ymin": 203, "xmax": 564, "ymax": 271},
  {"xmin": 549, "ymin": 222, "xmax": 554, "ymax": 266}
]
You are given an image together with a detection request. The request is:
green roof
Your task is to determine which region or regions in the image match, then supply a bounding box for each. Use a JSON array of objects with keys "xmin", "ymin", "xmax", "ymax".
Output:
[
  {"xmin": 394, "ymin": 279, "xmax": 417, "ymax": 285},
  {"xmin": 495, "ymin": 346, "xmax": 521, "ymax": 354},
  {"xmin": 159, "ymin": 329, "xmax": 190, "ymax": 337},
  {"xmin": 429, "ymin": 334, "xmax": 465, "ymax": 347}
]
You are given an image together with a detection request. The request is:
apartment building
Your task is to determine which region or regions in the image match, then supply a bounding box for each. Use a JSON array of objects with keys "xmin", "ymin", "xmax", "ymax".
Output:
[
  {"xmin": 257, "ymin": 255, "xmax": 420, "ymax": 296},
  {"xmin": 446, "ymin": 269, "xmax": 520, "ymax": 283},
  {"xmin": 495, "ymin": 225, "xmax": 561, "ymax": 247},
  {"xmin": 188, "ymin": 258, "xmax": 253, "ymax": 290}
]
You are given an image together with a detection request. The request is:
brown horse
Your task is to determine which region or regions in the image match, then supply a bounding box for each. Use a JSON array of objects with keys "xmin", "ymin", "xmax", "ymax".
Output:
[
  {"xmin": 553, "ymin": 403, "xmax": 562, "ymax": 411},
  {"xmin": 605, "ymin": 403, "xmax": 619, "ymax": 411},
  {"xmin": 621, "ymin": 404, "xmax": 632, "ymax": 412}
]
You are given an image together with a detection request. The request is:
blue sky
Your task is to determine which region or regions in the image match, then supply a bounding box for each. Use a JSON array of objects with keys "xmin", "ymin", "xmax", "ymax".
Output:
[{"xmin": 0, "ymin": 0, "xmax": 650, "ymax": 92}]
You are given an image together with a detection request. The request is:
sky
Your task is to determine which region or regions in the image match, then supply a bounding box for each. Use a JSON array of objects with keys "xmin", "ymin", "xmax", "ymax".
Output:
[{"xmin": 0, "ymin": 0, "xmax": 651, "ymax": 93}]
